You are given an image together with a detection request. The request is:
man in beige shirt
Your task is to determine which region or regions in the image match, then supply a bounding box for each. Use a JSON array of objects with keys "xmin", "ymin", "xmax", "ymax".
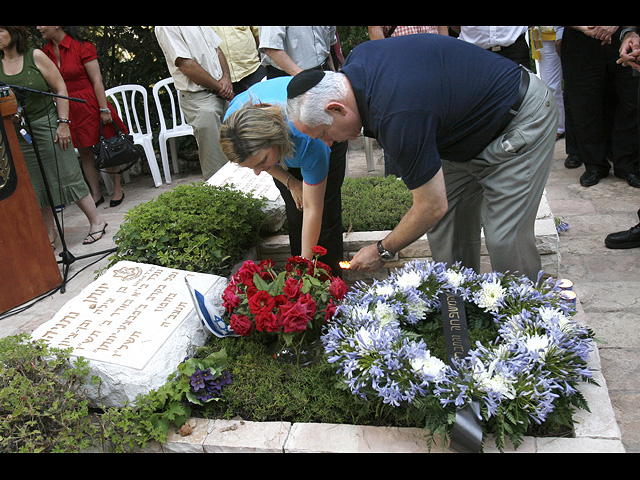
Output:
[
  {"xmin": 212, "ymin": 26, "xmax": 265, "ymax": 95},
  {"xmin": 155, "ymin": 26, "xmax": 233, "ymax": 180}
]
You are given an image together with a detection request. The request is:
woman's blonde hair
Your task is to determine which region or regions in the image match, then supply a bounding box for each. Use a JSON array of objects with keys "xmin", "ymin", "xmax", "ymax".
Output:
[{"xmin": 220, "ymin": 102, "xmax": 295, "ymax": 165}]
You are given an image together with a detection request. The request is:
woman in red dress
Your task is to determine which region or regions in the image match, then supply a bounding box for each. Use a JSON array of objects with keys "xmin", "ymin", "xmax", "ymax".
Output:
[{"xmin": 37, "ymin": 26, "xmax": 126, "ymax": 207}]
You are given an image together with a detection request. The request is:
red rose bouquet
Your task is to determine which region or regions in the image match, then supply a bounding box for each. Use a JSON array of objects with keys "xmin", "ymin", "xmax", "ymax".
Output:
[{"xmin": 221, "ymin": 246, "xmax": 348, "ymax": 364}]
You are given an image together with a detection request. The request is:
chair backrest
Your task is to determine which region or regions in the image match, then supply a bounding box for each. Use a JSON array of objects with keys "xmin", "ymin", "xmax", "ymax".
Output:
[
  {"xmin": 152, "ymin": 78, "xmax": 191, "ymax": 133},
  {"xmin": 105, "ymin": 84, "xmax": 152, "ymax": 138}
]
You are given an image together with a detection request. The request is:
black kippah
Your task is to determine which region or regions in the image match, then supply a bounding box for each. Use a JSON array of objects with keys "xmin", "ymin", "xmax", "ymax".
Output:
[{"xmin": 287, "ymin": 69, "xmax": 325, "ymax": 99}]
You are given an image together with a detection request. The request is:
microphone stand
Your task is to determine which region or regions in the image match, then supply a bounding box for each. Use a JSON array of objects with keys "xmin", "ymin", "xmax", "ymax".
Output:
[{"xmin": 2, "ymin": 82, "xmax": 117, "ymax": 293}]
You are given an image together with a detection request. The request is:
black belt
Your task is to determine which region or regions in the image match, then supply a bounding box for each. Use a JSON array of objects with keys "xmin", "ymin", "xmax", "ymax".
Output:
[
  {"xmin": 511, "ymin": 66, "xmax": 530, "ymax": 115},
  {"xmin": 487, "ymin": 33, "xmax": 527, "ymax": 53},
  {"xmin": 266, "ymin": 56, "xmax": 331, "ymax": 79},
  {"xmin": 495, "ymin": 66, "xmax": 530, "ymax": 138}
]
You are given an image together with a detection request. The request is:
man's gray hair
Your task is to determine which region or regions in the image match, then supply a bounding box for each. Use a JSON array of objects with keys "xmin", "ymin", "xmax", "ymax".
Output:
[{"xmin": 286, "ymin": 71, "xmax": 349, "ymax": 128}]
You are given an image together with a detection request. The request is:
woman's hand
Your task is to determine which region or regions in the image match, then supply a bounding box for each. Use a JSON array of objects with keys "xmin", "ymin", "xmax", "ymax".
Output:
[
  {"xmin": 99, "ymin": 110, "xmax": 113, "ymax": 125},
  {"xmin": 55, "ymin": 123, "xmax": 72, "ymax": 150},
  {"xmin": 289, "ymin": 176, "xmax": 304, "ymax": 210}
]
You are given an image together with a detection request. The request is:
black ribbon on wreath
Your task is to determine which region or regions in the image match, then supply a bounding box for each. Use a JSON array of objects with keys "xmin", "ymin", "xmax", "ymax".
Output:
[{"xmin": 439, "ymin": 292, "xmax": 483, "ymax": 453}]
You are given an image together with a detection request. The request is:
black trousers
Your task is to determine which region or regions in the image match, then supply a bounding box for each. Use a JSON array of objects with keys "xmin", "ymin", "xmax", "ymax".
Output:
[
  {"xmin": 489, "ymin": 33, "xmax": 531, "ymax": 67},
  {"xmin": 561, "ymin": 27, "xmax": 639, "ymax": 176},
  {"xmin": 232, "ymin": 65, "xmax": 266, "ymax": 96},
  {"xmin": 273, "ymin": 140, "xmax": 347, "ymax": 277}
]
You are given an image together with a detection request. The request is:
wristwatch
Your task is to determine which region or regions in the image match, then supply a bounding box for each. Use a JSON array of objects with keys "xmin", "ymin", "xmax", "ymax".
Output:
[{"xmin": 377, "ymin": 240, "xmax": 394, "ymax": 262}]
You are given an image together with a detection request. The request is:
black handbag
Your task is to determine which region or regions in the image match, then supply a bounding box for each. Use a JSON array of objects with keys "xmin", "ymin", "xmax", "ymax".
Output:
[{"xmin": 92, "ymin": 123, "xmax": 141, "ymax": 173}]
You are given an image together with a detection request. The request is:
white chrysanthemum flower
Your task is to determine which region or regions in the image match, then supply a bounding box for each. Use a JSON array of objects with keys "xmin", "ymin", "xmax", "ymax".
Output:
[
  {"xmin": 374, "ymin": 301, "xmax": 397, "ymax": 327},
  {"xmin": 356, "ymin": 327, "xmax": 374, "ymax": 350},
  {"xmin": 538, "ymin": 306, "xmax": 573, "ymax": 332},
  {"xmin": 493, "ymin": 344, "xmax": 512, "ymax": 360},
  {"xmin": 351, "ymin": 305, "xmax": 370, "ymax": 320},
  {"xmin": 445, "ymin": 269, "xmax": 465, "ymax": 288},
  {"xmin": 526, "ymin": 334, "xmax": 551, "ymax": 355},
  {"xmin": 477, "ymin": 279, "xmax": 506, "ymax": 312},
  {"xmin": 396, "ymin": 270, "xmax": 422, "ymax": 290},
  {"xmin": 411, "ymin": 351, "xmax": 447, "ymax": 380},
  {"xmin": 407, "ymin": 298, "xmax": 431, "ymax": 320},
  {"xmin": 476, "ymin": 371, "xmax": 516, "ymax": 400},
  {"xmin": 375, "ymin": 284, "xmax": 396, "ymax": 298}
]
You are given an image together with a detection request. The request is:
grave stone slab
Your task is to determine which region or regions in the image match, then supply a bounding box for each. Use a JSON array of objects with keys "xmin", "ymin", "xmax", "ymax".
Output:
[
  {"xmin": 207, "ymin": 161, "xmax": 286, "ymax": 232},
  {"xmin": 31, "ymin": 261, "xmax": 228, "ymax": 408}
]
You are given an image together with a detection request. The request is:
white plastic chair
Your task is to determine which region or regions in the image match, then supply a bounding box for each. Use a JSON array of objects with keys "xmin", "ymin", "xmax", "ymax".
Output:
[
  {"xmin": 152, "ymin": 78, "xmax": 194, "ymax": 184},
  {"xmin": 105, "ymin": 84, "xmax": 163, "ymax": 187}
]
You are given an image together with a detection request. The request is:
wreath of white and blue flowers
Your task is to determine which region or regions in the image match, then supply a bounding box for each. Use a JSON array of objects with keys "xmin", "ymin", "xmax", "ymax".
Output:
[{"xmin": 322, "ymin": 260, "xmax": 594, "ymax": 429}]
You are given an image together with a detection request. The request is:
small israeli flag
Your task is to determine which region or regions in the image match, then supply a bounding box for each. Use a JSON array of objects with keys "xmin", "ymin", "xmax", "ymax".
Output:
[{"xmin": 185, "ymin": 278, "xmax": 239, "ymax": 338}]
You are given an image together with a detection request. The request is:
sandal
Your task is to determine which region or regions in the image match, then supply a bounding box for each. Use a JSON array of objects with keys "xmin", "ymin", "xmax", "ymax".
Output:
[{"xmin": 83, "ymin": 223, "xmax": 108, "ymax": 245}]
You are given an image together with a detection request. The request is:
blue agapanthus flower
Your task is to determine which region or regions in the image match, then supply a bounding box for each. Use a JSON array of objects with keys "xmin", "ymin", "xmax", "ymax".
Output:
[{"xmin": 323, "ymin": 259, "xmax": 594, "ymax": 428}]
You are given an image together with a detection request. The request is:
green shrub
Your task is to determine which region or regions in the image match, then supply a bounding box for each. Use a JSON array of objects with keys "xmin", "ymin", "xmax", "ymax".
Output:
[
  {"xmin": 0, "ymin": 334, "xmax": 96, "ymax": 452},
  {"xmin": 341, "ymin": 176, "xmax": 412, "ymax": 232},
  {"xmin": 108, "ymin": 183, "xmax": 267, "ymax": 277},
  {"xmin": 0, "ymin": 334, "xmax": 173, "ymax": 453}
]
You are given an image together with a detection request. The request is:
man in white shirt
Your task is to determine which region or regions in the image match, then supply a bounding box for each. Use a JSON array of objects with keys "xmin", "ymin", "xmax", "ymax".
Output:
[
  {"xmin": 155, "ymin": 26, "xmax": 234, "ymax": 180},
  {"xmin": 259, "ymin": 26, "xmax": 337, "ymax": 77},
  {"xmin": 456, "ymin": 26, "xmax": 531, "ymax": 66}
]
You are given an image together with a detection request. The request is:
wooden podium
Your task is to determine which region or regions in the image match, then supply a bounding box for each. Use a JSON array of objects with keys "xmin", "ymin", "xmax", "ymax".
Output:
[{"xmin": 1, "ymin": 87, "xmax": 62, "ymax": 314}]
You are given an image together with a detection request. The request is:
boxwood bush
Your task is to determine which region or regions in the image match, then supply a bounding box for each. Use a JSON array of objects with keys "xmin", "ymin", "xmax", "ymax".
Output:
[
  {"xmin": 341, "ymin": 175, "xmax": 412, "ymax": 232},
  {"xmin": 107, "ymin": 183, "xmax": 266, "ymax": 277}
]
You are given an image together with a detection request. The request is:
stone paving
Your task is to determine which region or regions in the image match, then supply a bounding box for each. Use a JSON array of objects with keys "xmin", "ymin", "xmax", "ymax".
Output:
[{"xmin": 0, "ymin": 136, "xmax": 637, "ymax": 453}]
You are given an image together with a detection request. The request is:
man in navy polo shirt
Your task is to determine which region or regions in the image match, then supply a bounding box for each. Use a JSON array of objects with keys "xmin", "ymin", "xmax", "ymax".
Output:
[{"xmin": 287, "ymin": 34, "xmax": 558, "ymax": 280}]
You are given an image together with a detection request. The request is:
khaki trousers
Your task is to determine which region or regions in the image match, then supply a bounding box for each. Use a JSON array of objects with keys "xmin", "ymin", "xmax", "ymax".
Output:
[
  {"xmin": 427, "ymin": 71, "xmax": 559, "ymax": 280},
  {"xmin": 179, "ymin": 90, "xmax": 228, "ymax": 180}
]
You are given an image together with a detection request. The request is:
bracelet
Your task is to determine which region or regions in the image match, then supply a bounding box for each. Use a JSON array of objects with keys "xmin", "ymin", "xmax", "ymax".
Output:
[
  {"xmin": 57, "ymin": 118, "xmax": 70, "ymax": 124},
  {"xmin": 286, "ymin": 173, "xmax": 293, "ymax": 190},
  {"xmin": 99, "ymin": 107, "xmax": 110, "ymax": 113}
]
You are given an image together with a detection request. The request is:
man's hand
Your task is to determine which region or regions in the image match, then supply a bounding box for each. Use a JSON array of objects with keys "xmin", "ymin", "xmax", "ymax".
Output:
[
  {"xmin": 217, "ymin": 77, "xmax": 234, "ymax": 100},
  {"xmin": 584, "ymin": 26, "xmax": 619, "ymax": 45},
  {"xmin": 350, "ymin": 243, "xmax": 385, "ymax": 272},
  {"xmin": 618, "ymin": 30, "xmax": 640, "ymax": 71},
  {"xmin": 349, "ymin": 168, "xmax": 448, "ymax": 272}
]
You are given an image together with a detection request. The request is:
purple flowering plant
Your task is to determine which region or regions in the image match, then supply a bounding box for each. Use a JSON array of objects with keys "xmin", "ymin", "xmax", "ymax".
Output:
[
  {"xmin": 152, "ymin": 349, "xmax": 231, "ymax": 429},
  {"xmin": 177, "ymin": 350, "xmax": 231, "ymax": 406},
  {"xmin": 555, "ymin": 216, "xmax": 569, "ymax": 233}
]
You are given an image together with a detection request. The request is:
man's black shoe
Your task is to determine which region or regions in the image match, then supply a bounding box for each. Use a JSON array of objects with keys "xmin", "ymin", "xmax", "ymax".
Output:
[
  {"xmin": 615, "ymin": 172, "xmax": 640, "ymax": 188},
  {"xmin": 605, "ymin": 223, "xmax": 640, "ymax": 249},
  {"xmin": 564, "ymin": 154, "xmax": 581, "ymax": 169},
  {"xmin": 580, "ymin": 170, "xmax": 608, "ymax": 187}
]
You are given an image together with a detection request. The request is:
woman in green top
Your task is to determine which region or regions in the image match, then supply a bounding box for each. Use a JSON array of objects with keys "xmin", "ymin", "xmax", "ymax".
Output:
[{"xmin": 0, "ymin": 26, "xmax": 107, "ymax": 246}]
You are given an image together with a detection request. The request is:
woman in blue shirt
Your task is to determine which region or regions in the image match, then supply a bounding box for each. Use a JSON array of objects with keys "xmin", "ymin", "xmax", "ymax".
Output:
[{"xmin": 220, "ymin": 76, "xmax": 344, "ymax": 274}]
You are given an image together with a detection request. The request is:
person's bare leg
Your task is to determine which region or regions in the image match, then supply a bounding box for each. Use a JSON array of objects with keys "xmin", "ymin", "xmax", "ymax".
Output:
[
  {"xmin": 75, "ymin": 194, "xmax": 108, "ymax": 244},
  {"xmin": 78, "ymin": 147, "xmax": 103, "ymax": 204},
  {"xmin": 40, "ymin": 206, "xmax": 57, "ymax": 245}
]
